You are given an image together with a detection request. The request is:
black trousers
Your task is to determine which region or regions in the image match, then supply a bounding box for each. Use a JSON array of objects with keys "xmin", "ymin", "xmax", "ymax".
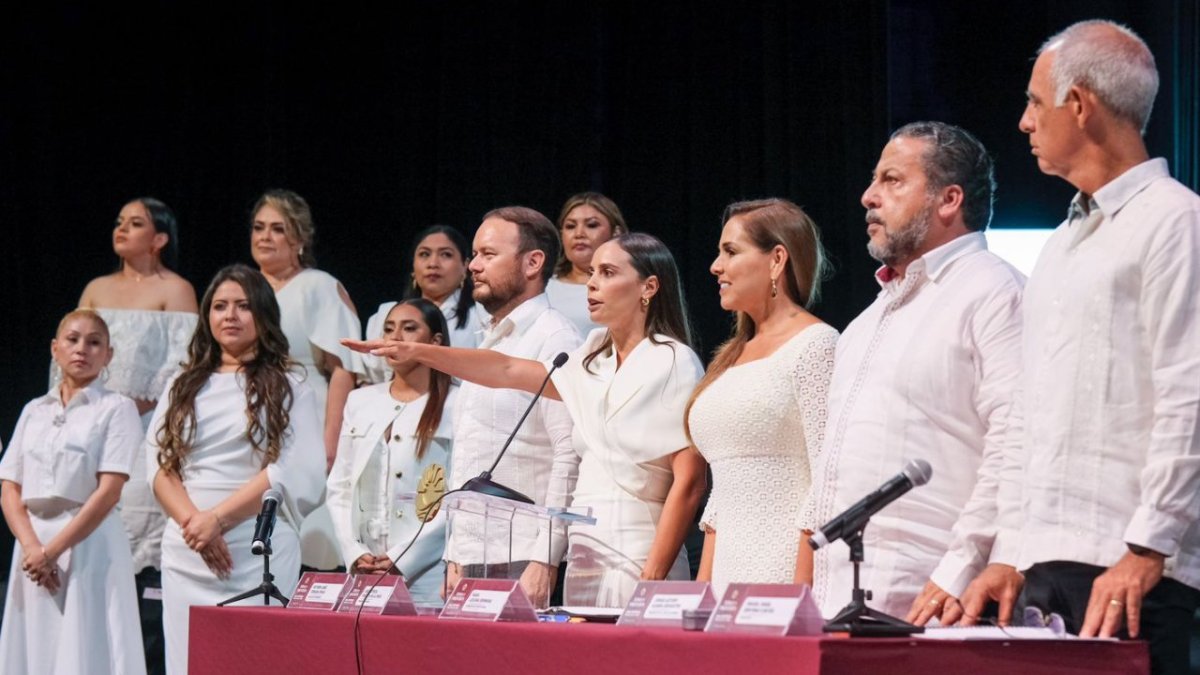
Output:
[
  {"xmin": 134, "ymin": 567, "xmax": 165, "ymax": 675},
  {"xmin": 1020, "ymin": 561, "xmax": 1200, "ymax": 675}
]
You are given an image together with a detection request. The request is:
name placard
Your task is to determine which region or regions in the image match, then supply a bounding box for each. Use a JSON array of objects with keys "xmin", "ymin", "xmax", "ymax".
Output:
[
  {"xmin": 439, "ymin": 578, "xmax": 537, "ymax": 623},
  {"xmin": 336, "ymin": 574, "xmax": 417, "ymax": 616},
  {"xmin": 288, "ymin": 572, "xmax": 351, "ymax": 611},
  {"xmin": 617, "ymin": 581, "xmax": 716, "ymax": 627},
  {"xmin": 705, "ymin": 583, "xmax": 823, "ymax": 636}
]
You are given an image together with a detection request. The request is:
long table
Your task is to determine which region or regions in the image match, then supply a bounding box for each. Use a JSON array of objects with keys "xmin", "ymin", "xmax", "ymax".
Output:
[{"xmin": 189, "ymin": 606, "xmax": 1148, "ymax": 675}]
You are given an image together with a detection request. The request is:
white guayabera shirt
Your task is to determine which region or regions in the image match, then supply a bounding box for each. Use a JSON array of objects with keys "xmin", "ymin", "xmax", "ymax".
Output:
[
  {"xmin": 992, "ymin": 159, "xmax": 1200, "ymax": 591},
  {"xmin": 804, "ymin": 232, "xmax": 1025, "ymax": 619}
]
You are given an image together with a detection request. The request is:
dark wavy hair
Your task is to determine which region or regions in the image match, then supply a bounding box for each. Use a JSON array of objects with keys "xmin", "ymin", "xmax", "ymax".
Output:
[
  {"xmin": 388, "ymin": 298, "xmax": 453, "ymax": 459},
  {"xmin": 404, "ymin": 224, "xmax": 477, "ymax": 331},
  {"xmin": 582, "ymin": 233, "xmax": 693, "ymax": 372},
  {"xmin": 890, "ymin": 121, "xmax": 996, "ymax": 232},
  {"xmin": 156, "ymin": 264, "xmax": 296, "ymax": 477}
]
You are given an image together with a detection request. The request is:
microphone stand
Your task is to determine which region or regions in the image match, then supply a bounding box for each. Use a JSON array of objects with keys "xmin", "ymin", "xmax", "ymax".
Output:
[
  {"xmin": 822, "ymin": 523, "xmax": 922, "ymax": 636},
  {"xmin": 218, "ymin": 521, "xmax": 290, "ymax": 607},
  {"xmin": 461, "ymin": 357, "xmax": 566, "ymax": 505}
]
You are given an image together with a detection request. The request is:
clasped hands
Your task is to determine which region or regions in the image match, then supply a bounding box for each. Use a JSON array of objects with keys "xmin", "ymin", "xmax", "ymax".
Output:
[
  {"xmin": 21, "ymin": 542, "xmax": 61, "ymax": 593},
  {"xmin": 353, "ymin": 554, "xmax": 396, "ymax": 575},
  {"xmin": 182, "ymin": 509, "xmax": 233, "ymax": 580}
]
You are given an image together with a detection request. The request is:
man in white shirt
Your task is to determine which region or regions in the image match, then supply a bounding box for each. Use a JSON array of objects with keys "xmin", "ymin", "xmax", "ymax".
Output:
[
  {"xmin": 959, "ymin": 21, "xmax": 1200, "ymax": 674},
  {"xmin": 803, "ymin": 121, "xmax": 1024, "ymax": 625},
  {"xmin": 443, "ymin": 206, "xmax": 581, "ymax": 607}
]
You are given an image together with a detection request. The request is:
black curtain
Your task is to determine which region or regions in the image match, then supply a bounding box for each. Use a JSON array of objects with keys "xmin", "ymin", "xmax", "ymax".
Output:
[{"xmin": 0, "ymin": 0, "xmax": 1194, "ymax": 587}]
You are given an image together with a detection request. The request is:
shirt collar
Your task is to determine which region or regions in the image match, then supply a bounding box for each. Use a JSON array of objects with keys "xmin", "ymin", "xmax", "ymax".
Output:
[
  {"xmin": 1070, "ymin": 157, "xmax": 1169, "ymax": 220},
  {"xmin": 439, "ymin": 287, "xmax": 464, "ymax": 317},
  {"xmin": 38, "ymin": 378, "xmax": 107, "ymax": 408},
  {"xmin": 874, "ymin": 231, "xmax": 987, "ymax": 288},
  {"xmin": 486, "ymin": 293, "xmax": 550, "ymax": 340}
]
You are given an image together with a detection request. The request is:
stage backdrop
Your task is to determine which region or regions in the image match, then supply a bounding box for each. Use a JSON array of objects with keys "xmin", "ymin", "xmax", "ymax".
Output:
[{"xmin": 0, "ymin": 0, "xmax": 1194, "ymax": 582}]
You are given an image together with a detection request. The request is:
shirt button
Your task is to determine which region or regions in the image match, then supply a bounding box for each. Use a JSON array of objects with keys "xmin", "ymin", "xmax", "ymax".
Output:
[
  {"xmin": 395, "ymin": 510, "xmax": 404, "ymax": 519},
  {"xmin": 393, "ymin": 434, "xmax": 402, "ymax": 442},
  {"xmin": 395, "ymin": 405, "xmax": 402, "ymax": 411},
  {"xmin": 395, "ymin": 471, "xmax": 403, "ymax": 479}
]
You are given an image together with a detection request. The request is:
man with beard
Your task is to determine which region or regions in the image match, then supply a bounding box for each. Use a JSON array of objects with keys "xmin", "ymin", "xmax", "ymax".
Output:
[
  {"xmin": 443, "ymin": 206, "xmax": 581, "ymax": 607},
  {"xmin": 800, "ymin": 121, "xmax": 1025, "ymax": 625}
]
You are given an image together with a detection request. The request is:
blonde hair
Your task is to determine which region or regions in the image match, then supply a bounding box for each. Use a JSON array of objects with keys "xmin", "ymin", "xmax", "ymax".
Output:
[
  {"xmin": 57, "ymin": 308, "xmax": 111, "ymax": 345},
  {"xmin": 251, "ymin": 189, "xmax": 318, "ymax": 267}
]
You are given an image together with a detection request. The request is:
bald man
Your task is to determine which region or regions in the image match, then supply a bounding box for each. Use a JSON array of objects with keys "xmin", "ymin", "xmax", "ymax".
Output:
[{"xmin": 958, "ymin": 20, "xmax": 1200, "ymax": 675}]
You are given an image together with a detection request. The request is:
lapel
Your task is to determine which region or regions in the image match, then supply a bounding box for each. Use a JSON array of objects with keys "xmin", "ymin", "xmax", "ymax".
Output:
[
  {"xmin": 349, "ymin": 387, "xmax": 403, "ymax": 480},
  {"xmin": 603, "ymin": 338, "xmax": 655, "ymax": 423}
]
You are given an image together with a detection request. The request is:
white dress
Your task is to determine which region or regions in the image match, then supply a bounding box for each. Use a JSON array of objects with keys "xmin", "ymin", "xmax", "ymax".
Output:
[
  {"xmin": 688, "ymin": 324, "xmax": 838, "ymax": 597},
  {"xmin": 274, "ymin": 268, "xmax": 364, "ymax": 569},
  {"xmin": 360, "ymin": 289, "xmax": 490, "ymax": 384},
  {"xmin": 0, "ymin": 382, "xmax": 146, "ymax": 675},
  {"xmin": 326, "ymin": 384, "xmax": 457, "ymax": 605},
  {"xmin": 146, "ymin": 373, "xmax": 325, "ymax": 675},
  {"xmin": 51, "ymin": 308, "xmax": 198, "ymax": 573},
  {"xmin": 546, "ymin": 278, "xmax": 600, "ymax": 338},
  {"xmin": 551, "ymin": 330, "xmax": 703, "ymax": 607}
]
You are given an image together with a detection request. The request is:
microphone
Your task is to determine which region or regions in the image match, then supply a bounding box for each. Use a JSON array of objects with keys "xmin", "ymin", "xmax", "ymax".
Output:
[
  {"xmin": 461, "ymin": 352, "xmax": 570, "ymax": 505},
  {"xmin": 809, "ymin": 459, "xmax": 932, "ymax": 550},
  {"xmin": 250, "ymin": 489, "xmax": 282, "ymax": 555}
]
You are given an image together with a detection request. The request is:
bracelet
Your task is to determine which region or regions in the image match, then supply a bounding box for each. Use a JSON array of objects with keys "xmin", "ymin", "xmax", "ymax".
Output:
[{"xmin": 212, "ymin": 510, "xmax": 229, "ymax": 532}]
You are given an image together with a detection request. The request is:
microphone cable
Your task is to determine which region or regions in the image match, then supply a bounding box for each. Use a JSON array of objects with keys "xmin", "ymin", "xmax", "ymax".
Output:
[{"xmin": 353, "ymin": 487, "xmax": 464, "ymax": 675}]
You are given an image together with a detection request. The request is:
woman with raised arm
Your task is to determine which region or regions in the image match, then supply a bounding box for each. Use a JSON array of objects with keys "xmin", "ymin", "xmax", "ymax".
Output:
[
  {"xmin": 346, "ymin": 233, "xmax": 705, "ymax": 608},
  {"xmin": 360, "ymin": 225, "xmax": 489, "ymax": 383},
  {"xmin": 1, "ymin": 310, "xmax": 145, "ymax": 674},
  {"xmin": 327, "ymin": 299, "xmax": 457, "ymax": 606},
  {"xmin": 248, "ymin": 189, "xmax": 363, "ymax": 570},
  {"xmin": 73, "ymin": 196, "xmax": 197, "ymax": 674},
  {"xmin": 546, "ymin": 192, "xmax": 628, "ymax": 336},
  {"xmin": 685, "ymin": 199, "xmax": 838, "ymax": 596},
  {"xmin": 148, "ymin": 265, "xmax": 325, "ymax": 674}
]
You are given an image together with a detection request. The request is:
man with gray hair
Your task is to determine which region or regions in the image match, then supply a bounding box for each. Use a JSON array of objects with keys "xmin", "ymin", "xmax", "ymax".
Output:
[
  {"xmin": 800, "ymin": 121, "xmax": 1024, "ymax": 626},
  {"xmin": 960, "ymin": 20, "xmax": 1200, "ymax": 674}
]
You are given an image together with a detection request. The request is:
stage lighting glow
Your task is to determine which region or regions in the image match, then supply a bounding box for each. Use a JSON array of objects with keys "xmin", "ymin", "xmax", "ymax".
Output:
[{"xmin": 985, "ymin": 228, "xmax": 1055, "ymax": 276}]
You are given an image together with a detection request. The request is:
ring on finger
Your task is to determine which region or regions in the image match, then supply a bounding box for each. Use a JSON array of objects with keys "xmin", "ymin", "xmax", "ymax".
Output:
[
  {"xmin": 1109, "ymin": 599, "xmax": 1124, "ymax": 607},
  {"xmin": 928, "ymin": 598, "xmax": 941, "ymax": 607}
]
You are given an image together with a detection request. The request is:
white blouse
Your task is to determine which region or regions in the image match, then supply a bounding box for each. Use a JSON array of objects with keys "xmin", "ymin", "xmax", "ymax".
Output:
[
  {"xmin": 0, "ymin": 382, "xmax": 141, "ymax": 506},
  {"xmin": 546, "ymin": 278, "xmax": 600, "ymax": 338}
]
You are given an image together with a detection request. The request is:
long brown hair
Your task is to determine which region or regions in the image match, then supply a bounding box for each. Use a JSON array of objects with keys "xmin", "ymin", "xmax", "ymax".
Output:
[
  {"xmin": 554, "ymin": 192, "xmax": 629, "ymax": 278},
  {"xmin": 684, "ymin": 199, "xmax": 828, "ymax": 436},
  {"xmin": 582, "ymin": 233, "xmax": 692, "ymax": 372},
  {"xmin": 156, "ymin": 264, "xmax": 296, "ymax": 477},
  {"xmin": 390, "ymin": 298, "xmax": 453, "ymax": 459}
]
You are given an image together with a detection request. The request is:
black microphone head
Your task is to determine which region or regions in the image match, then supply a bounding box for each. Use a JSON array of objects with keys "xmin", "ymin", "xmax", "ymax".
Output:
[
  {"xmin": 552, "ymin": 352, "xmax": 569, "ymax": 368},
  {"xmin": 262, "ymin": 488, "xmax": 282, "ymax": 504},
  {"xmin": 902, "ymin": 459, "xmax": 933, "ymax": 486}
]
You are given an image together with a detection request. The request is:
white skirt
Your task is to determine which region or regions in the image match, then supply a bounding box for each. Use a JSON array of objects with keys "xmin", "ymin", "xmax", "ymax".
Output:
[{"xmin": 0, "ymin": 507, "xmax": 146, "ymax": 675}]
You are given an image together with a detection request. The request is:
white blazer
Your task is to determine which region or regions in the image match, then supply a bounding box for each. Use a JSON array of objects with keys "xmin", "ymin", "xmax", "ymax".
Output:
[{"xmin": 326, "ymin": 382, "xmax": 456, "ymax": 602}]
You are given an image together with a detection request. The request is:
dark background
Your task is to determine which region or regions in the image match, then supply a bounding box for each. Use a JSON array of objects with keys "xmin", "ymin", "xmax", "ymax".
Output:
[{"xmin": 1, "ymin": 0, "xmax": 1196, "ymax": 580}]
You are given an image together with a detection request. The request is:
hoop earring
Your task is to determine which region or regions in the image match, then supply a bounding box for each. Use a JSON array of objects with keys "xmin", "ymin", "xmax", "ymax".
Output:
[
  {"xmin": 641, "ymin": 297, "xmax": 650, "ymax": 308},
  {"xmin": 770, "ymin": 278, "xmax": 778, "ymax": 299},
  {"xmin": 412, "ymin": 273, "xmax": 419, "ymax": 290}
]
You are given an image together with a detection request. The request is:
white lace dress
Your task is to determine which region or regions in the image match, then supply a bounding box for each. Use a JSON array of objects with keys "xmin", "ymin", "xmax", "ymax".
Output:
[
  {"xmin": 50, "ymin": 308, "xmax": 198, "ymax": 573},
  {"xmin": 688, "ymin": 324, "xmax": 837, "ymax": 596}
]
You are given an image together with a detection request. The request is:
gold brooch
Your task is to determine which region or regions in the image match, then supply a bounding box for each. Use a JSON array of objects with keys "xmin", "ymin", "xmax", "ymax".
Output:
[{"xmin": 416, "ymin": 464, "xmax": 446, "ymax": 521}]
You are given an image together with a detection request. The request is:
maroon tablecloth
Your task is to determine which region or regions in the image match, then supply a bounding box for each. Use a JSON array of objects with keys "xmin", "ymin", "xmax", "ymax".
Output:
[{"xmin": 189, "ymin": 606, "xmax": 1148, "ymax": 675}]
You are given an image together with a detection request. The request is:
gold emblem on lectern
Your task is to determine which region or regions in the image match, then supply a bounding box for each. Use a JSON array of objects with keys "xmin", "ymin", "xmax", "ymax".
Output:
[{"xmin": 416, "ymin": 464, "xmax": 446, "ymax": 521}]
